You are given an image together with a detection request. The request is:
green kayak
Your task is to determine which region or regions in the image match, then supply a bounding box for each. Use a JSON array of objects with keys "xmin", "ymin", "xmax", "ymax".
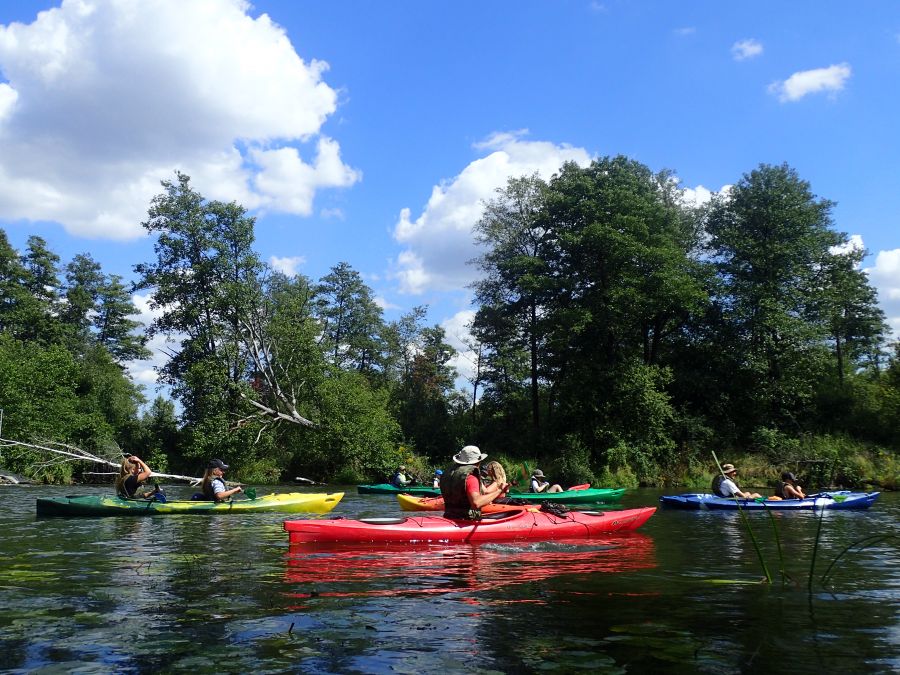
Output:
[
  {"xmin": 357, "ymin": 483, "xmax": 440, "ymax": 496},
  {"xmin": 505, "ymin": 487, "xmax": 626, "ymax": 504},
  {"xmin": 36, "ymin": 492, "xmax": 344, "ymax": 517}
]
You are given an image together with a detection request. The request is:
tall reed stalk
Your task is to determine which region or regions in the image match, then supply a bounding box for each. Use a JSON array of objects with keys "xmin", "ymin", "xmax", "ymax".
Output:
[
  {"xmin": 807, "ymin": 493, "xmax": 828, "ymax": 593},
  {"xmin": 712, "ymin": 451, "xmax": 772, "ymax": 584}
]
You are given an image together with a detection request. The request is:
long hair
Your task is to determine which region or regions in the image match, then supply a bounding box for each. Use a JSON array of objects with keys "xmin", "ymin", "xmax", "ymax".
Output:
[
  {"xmin": 115, "ymin": 457, "xmax": 137, "ymax": 498},
  {"xmin": 200, "ymin": 468, "xmax": 216, "ymax": 500}
]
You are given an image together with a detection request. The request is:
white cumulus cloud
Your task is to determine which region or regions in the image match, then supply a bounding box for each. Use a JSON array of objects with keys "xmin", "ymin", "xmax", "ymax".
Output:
[
  {"xmin": 270, "ymin": 255, "xmax": 306, "ymax": 276},
  {"xmin": 830, "ymin": 234, "xmax": 865, "ymax": 257},
  {"xmin": 0, "ymin": 0, "xmax": 358, "ymax": 240},
  {"xmin": 392, "ymin": 132, "xmax": 592, "ymax": 295},
  {"xmin": 768, "ymin": 63, "xmax": 852, "ymax": 102},
  {"xmin": 731, "ymin": 39, "xmax": 763, "ymax": 61},
  {"xmin": 441, "ymin": 309, "xmax": 478, "ymax": 388},
  {"xmin": 865, "ymin": 249, "xmax": 900, "ymax": 338}
]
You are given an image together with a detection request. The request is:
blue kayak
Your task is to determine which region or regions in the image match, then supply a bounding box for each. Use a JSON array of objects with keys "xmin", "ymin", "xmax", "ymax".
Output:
[{"xmin": 659, "ymin": 491, "xmax": 880, "ymax": 511}]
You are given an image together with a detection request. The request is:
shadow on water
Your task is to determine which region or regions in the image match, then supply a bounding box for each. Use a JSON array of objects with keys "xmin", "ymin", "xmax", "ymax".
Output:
[{"xmin": 0, "ymin": 485, "xmax": 897, "ymax": 673}]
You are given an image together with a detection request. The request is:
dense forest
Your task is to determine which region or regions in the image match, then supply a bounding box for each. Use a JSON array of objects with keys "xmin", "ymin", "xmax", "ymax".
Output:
[{"xmin": 1, "ymin": 160, "xmax": 898, "ymax": 488}]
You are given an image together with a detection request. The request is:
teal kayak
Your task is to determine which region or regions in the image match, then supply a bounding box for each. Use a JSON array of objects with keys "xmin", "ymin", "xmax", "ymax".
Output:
[
  {"xmin": 505, "ymin": 487, "xmax": 626, "ymax": 504},
  {"xmin": 36, "ymin": 492, "xmax": 344, "ymax": 517},
  {"xmin": 357, "ymin": 483, "xmax": 440, "ymax": 496}
]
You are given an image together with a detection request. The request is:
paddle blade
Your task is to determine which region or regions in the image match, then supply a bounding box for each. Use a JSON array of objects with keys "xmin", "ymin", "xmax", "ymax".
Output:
[{"xmin": 245, "ymin": 487, "xmax": 257, "ymax": 500}]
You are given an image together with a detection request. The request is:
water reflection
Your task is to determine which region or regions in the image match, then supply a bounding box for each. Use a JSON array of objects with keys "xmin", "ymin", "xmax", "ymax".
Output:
[{"xmin": 284, "ymin": 533, "xmax": 657, "ymax": 601}]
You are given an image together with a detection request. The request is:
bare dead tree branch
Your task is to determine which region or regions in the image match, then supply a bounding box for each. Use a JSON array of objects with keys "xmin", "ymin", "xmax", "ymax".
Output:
[{"xmin": 0, "ymin": 437, "xmax": 203, "ymax": 484}]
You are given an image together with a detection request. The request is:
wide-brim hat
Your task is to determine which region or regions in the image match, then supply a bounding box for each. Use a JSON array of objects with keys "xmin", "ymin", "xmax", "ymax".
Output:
[
  {"xmin": 532, "ymin": 469, "xmax": 544, "ymax": 477},
  {"xmin": 721, "ymin": 463, "xmax": 736, "ymax": 474},
  {"xmin": 453, "ymin": 445, "xmax": 487, "ymax": 465}
]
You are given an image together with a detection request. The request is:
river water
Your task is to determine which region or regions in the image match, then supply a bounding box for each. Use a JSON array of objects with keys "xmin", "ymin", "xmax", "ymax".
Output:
[{"xmin": 0, "ymin": 485, "xmax": 897, "ymax": 674}]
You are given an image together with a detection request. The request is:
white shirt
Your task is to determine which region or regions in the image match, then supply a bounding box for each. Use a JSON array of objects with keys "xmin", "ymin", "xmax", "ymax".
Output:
[{"xmin": 719, "ymin": 477, "xmax": 741, "ymax": 497}]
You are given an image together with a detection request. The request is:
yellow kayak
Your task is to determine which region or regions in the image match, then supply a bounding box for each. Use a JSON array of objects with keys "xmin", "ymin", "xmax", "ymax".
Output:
[
  {"xmin": 396, "ymin": 492, "xmax": 539, "ymax": 514},
  {"xmin": 36, "ymin": 492, "xmax": 344, "ymax": 516}
]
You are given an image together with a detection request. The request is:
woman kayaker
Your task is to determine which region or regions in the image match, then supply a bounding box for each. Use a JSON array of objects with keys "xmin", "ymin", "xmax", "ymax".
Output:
[
  {"xmin": 115, "ymin": 455, "xmax": 154, "ymax": 499},
  {"xmin": 432, "ymin": 469, "xmax": 443, "ymax": 489},
  {"xmin": 711, "ymin": 463, "xmax": 763, "ymax": 499},
  {"xmin": 201, "ymin": 458, "xmax": 244, "ymax": 502},
  {"xmin": 775, "ymin": 471, "xmax": 806, "ymax": 499},
  {"xmin": 440, "ymin": 445, "xmax": 511, "ymax": 520},
  {"xmin": 530, "ymin": 469, "xmax": 563, "ymax": 494}
]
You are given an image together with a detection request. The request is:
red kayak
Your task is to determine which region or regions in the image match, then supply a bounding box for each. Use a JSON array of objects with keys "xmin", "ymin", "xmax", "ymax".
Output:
[{"xmin": 284, "ymin": 506, "xmax": 656, "ymax": 544}]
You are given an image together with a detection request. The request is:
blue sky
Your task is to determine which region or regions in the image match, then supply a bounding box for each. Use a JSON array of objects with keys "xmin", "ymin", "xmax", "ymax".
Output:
[{"xmin": 1, "ymin": 0, "xmax": 899, "ymax": 389}]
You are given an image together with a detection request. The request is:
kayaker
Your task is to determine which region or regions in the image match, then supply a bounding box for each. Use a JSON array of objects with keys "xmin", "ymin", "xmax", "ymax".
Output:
[
  {"xmin": 712, "ymin": 463, "xmax": 763, "ymax": 499},
  {"xmin": 115, "ymin": 455, "xmax": 154, "ymax": 499},
  {"xmin": 390, "ymin": 465, "xmax": 414, "ymax": 488},
  {"xmin": 432, "ymin": 469, "xmax": 443, "ymax": 489},
  {"xmin": 775, "ymin": 471, "xmax": 806, "ymax": 499},
  {"xmin": 530, "ymin": 469, "xmax": 563, "ymax": 494},
  {"xmin": 201, "ymin": 458, "xmax": 244, "ymax": 502},
  {"xmin": 440, "ymin": 445, "xmax": 511, "ymax": 520}
]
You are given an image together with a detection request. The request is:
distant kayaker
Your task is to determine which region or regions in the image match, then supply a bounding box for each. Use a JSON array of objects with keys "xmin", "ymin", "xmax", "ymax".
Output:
[
  {"xmin": 440, "ymin": 445, "xmax": 511, "ymax": 520},
  {"xmin": 530, "ymin": 469, "xmax": 563, "ymax": 493},
  {"xmin": 432, "ymin": 469, "xmax": 443, "ymax": 489},
  {"xmin": 201, "ymin": 458, "xmax": 244, "ymax": 502},
  {"xmin": 775, "ymin": 471, "xmax": 806, "ymax": 499},
  {"xmin": 391, "ymin": 465, "xmax": 414, "ymax": 488},
  {"xmin": 115, "ymin": 455, "xmax": 154, "ymax": 499},
  {"xmin": 712, "ymin": 463, "xmax": 763, "ymax": 499}
]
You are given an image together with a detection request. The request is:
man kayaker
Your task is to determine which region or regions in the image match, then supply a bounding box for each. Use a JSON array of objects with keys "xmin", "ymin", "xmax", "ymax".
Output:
[
  {"xmin": 390, "ymin": 465, "xmax": 414, "ymax": 488},
  {"xmin": 115, "ymin": 455, "xmax": 154, "ymax": 499},
  {"xmin": 775, "ymin": 471, "xmax": 806, "ymax": 499},
  {"xmin": 530, "ymin": 469, "xmax": 563, "ymax": 493},
  {"xmin": 440, "ymin": 445, "xmax": 511, "ymax": 520},
  {"xmin": 712, "ymin": 463, "xmax": 763, "ymax": 499},
  {"xmin": 201, "ymin": 458, "xmax": 244, "ymax": 502}
]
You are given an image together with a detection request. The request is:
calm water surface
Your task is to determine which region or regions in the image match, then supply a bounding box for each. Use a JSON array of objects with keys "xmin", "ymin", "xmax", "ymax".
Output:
[{"xmin": 0, "ymin": 485, "xmax": 897, "ymax": 674}]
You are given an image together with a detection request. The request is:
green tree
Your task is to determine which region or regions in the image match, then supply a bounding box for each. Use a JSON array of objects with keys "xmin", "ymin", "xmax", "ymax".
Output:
[
  {"xmin": 134, "ymin": 172, "xmax": 264, "ymax": 460},
  {"xmin": 541, "ymin": 158, "xmax": 707, "ymax": 473},
  {"xmin": 473, "ymin": 174, "xmax": 552, "ymax": 446},
  {"xmin": 14, "ymin": 236, "xmax": 64, "ymax": 345},
  {"xmin": 315, "ymin": 262, "xmax": 385, "ymax": 374},
  {"xmin": 94, "ymin": 274, "xmax": 152, "ymax": 363},
  {"xmin": 815, "ymin": 245, "xmax": 887, "ymax": 383},
  {"xmin": 60, "ymin": 253, "xmax": 104, "ymax": 347},
  {"xmin": 0, "ymin": 230, "xmax": 40, "ymax": 341},
  {"xmin": 704, "ymin": 163, "xmax": 845, "ymax": 436}
]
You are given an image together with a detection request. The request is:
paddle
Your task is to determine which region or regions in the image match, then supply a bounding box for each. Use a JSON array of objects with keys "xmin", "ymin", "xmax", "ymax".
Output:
[{"xmin": 229, "ymin": 486, "xmax": 257, "ymax": 501}]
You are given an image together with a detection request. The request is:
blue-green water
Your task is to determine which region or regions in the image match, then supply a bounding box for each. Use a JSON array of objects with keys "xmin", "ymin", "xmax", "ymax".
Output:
[{"xmin": 0, "ymin": 485, "xmax": 897, "ymax": 673}]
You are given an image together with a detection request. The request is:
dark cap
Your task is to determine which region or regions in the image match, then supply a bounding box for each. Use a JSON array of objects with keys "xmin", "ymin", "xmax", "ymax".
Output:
[
  {"xmin": 781, "ymin": 471, "xmax": 797, "ymax": 481},
  {"xmin": 208, "ymin": 458, "xmax": 229, "ymax": 470}
]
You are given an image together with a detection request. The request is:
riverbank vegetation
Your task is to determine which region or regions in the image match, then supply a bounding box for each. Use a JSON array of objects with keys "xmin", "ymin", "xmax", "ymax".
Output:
[{"xmin": 1, "ymin": 160, "xmax": 897, "ymax": 488}]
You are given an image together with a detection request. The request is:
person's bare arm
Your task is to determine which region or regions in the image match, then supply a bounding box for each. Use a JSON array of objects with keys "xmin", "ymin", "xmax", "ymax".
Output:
[
  {"xmin": 129, "ymin": 456, "xmax": 153, "ymax": 482},
  {"xmin": 467, "ymin": 480, "xmax": 510, "ymax": 508}
]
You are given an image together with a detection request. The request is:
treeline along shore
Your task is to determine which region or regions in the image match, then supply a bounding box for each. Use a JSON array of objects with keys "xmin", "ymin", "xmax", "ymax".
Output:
[{"xmin": 1, "ymin": 160, "xmax": 898, "ymax": 490}]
